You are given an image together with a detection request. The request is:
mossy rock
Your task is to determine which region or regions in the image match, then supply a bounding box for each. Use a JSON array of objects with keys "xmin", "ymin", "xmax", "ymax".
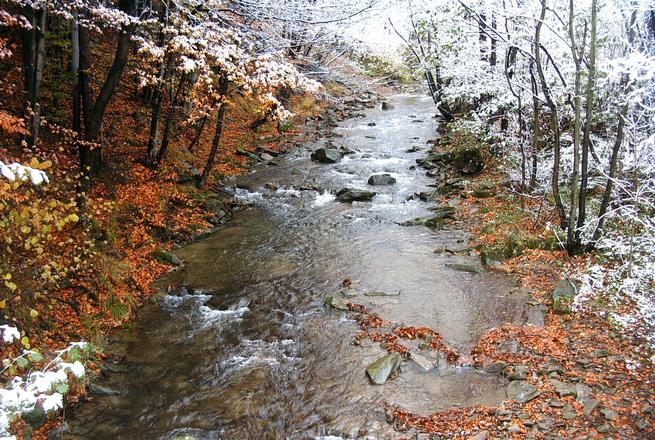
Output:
[
  {"xmin": 151, "ymin": 249, "xmax": 181, "ymax": 266},
  {"xmin": 453, "ymin": 147, "xmax": 484, "ymax": 175},
  {"xmin": 552, "ymin": 279, "xmax": 576, "ymax": 314}
]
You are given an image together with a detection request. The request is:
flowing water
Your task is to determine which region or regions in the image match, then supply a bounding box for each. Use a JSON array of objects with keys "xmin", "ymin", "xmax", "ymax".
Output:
[{"xmin": 64, "ymin": 95, "xmax": 530, "ymax": 439}]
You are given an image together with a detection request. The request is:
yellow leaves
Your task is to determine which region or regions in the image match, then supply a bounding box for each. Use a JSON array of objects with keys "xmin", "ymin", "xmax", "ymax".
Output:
[
  {"xmin": 20, "ymin": 226, "xmax": 31, "ymax": 234},
  {"xmin": 0, "ymin": 299, "xmax": 5, "ymax": 309},
  {"xmin": 4, "ymin": 280, "xmax": 17, "ymax": 291},
  {"xmin": 29, "ymin": 309, "xmax": 38, "ymax": 319},
  {"xmin": 28, "ymin": 158, "xmax": 52, "ymax": 170},
  {"xmin": 20, "ymin": 336, "xmax": 30, "ymax": 349},
  {"xmin": 68, "ymin": 213, "xmax": 80, "ymax": 223}
]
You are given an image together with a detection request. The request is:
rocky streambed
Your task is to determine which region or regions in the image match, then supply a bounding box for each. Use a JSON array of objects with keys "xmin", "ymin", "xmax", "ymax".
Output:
[{"xmin": 60, "ymin": 94, "xmax": 541, "ymax": 439}]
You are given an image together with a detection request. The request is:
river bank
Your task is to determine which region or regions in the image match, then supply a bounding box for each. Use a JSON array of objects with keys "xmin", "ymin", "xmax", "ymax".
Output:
[{"xmin": 37, "ymin": 91, "xmax": 655, "ymax": 440}]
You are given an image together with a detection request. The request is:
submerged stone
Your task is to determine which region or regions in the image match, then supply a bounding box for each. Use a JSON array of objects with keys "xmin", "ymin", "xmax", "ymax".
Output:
[
  {"xmin": 335, "ymin": 188, "xmax": 376, "ymax": 203},
  {"xmin": 367, "ymin": 174, "xmax": 396, "ymax": 186},
  {"xmin": 445, "ymin": 262, "xmax": 484, "ymax": 274},
  {"xmin": 325, "ymin": 295, "xmax": 349, "ymax": 311},
  {"xmin": 366, "ymin": 353, "xmax": 402, "ymax": 385}
]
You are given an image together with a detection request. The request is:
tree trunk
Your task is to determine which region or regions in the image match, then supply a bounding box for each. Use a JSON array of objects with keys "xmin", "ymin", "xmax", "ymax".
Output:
[
  {"xmin": 188, "ymin": 117, "xmax": 207, "ymax": 153},
  {"xmin": 574, "ymin": 0, "xmax": 598, "ymax": 250},
  {"xmin": 566, "ymin": 0, "xmax": 583, "ymax": 255},
  {"xmin": 72, "ymin": 10, "xmax": 81, "ymax": 134},
  {"xmin": 198, "ymin": 76, "xmax": 230, "ymax": 188},
  {"xmin": 591, "ymin": 100, "xmax": 627, "ymax": 244},
  {"xmin": 22, "ymin": 6, "xmax": 46, "ymax": 148},
  {"xmin": 535, "ymin": 0, "xmax": 566, "ymax": 228},
  {"xmin": 156, "ymin": 75, "xmax": 186, "ymax": 165}
]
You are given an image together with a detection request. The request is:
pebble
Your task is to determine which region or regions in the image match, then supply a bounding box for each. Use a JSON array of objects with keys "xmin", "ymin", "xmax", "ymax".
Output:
[
  {"xmin": 582, "ymin": 399, "xmax": 600, "ymax": 416},
  {"xmin": 596, "ymin": 424, "xmax": 611, "ymax": 433},
  {"xmin": 507, "ymin": 424, "xmax": 521, "ymax": 433},
  {"xmin": 563, "ymin": 405, "xmax": 578, "ymax": 420},
  {"xmin": 549, "ymin": 399, "xmax": 565, "ymax": 408},
  {"xmin": 468, "ymin": 431, "xmax": 489, "ymax": 440}
]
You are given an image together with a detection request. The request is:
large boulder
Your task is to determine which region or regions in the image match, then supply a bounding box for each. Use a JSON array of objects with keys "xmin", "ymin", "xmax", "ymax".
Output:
[
  {"xmin": 335, "ymin": 188, "xmax": 376, "ymax": 203},
  {"xmin": 311, "ymin": 148, "xmax": 342, "ymax": 164},
  {"xmin": 366, "ymin": 353, "xmax": 402, "ymax": 385},
  {"xmin": 552, "ymin": 279, "xmax": 576, "ymax": 314},
  {"xmin": 368, "ymin": 174, "xmax": 396, "ymax": 186},
  {"xmin": 453, "ymin": 147, "xmax": 484, "ymax": 175}
]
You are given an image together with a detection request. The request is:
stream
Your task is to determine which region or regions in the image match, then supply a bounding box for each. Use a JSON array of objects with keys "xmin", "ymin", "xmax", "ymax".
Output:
[{"xmin": 64, "ymin": 94, "xmax": 530, "ymax": 439}]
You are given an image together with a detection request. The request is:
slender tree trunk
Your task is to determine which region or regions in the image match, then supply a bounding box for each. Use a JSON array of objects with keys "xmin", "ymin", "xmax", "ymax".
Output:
[
  {"xmin": 72, "ymin": 10, "xmax": 81, "ymax": 134},
  {"xmin": 529, "ymin": 66, "xmax": 540, "ymax": 190},
  {"xmin": 490, "ymin": 13, "xmax": 497, "ymax": 66},
  {"xmin": 535, "ymin": 0, "xmax": 566, "ymax": 228},
  {"xmin": 156, "ymin": 76, "xmax": 186, "ymax": 165},
  {"xmin": 566, "ymin": 0, "xmax": 583, "ymax": 255},
  {"xmin": 591, "ymin": 100, "xmax": 627, "ymax": 244},
  {"xmin": 22, "ymin": 6, "xmax": 46, "ymax": 148},
  {"xmin": 198, "ymin": 76, "xmax": 230, "ymax": 188},
  {"xmin": 188, "ymin": 116, "xmax": 207, "ymax": 153},
  {"xmin": 574, "ymin": 0, "xmax": 598, "ymax": 250}
]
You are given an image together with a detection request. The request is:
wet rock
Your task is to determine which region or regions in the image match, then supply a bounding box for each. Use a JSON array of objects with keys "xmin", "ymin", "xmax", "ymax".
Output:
[
  {"xmin": 151, "ymin": 249, "xmax": 182, "ymax": 266},
  {"xmin": 367, "ymin": 122, "xmax": 377, "ymax": 126},
  {"xmin": 260, "ymin": 153, "xmax": 274, "ymax": 161},
  {"xmin": 445, "ymin": 262, "xmax": 484, "ymax": 274},
  {"xmin": 506, "ymin": 364, "xmax": 529, "ymax": 381},
  {"xmin": 582, "ymin": 399, "xmax": 600, "ymax": 416},
  {"xmin": 506, "ymin": 380, "xmax": 540, "ymax": 403},
  {"xmin": 551, "ymin": 279, "xmax": 576, "ymax": 314},
  {"xmin": 600, "ymin": 408, "xmax": 618, "ymax": 421},
  {"xmin": 88, "ymin": 383, "xmax": 121, "ymax": 396},
  {"xmin": 405, "ymin": 146, "xmax": 422, "ymax": 153},
  {"xmin": 47, "ymin": 422, "xmax": 70, "ymax": 440},
  {"xmin": 364, "ymin": 291, "xmax": 400, "ymax": 297},
  {"xmin": 172, "ymin": 436, "xmax": 198, "ymax": 440},
  {"xmin": 381, "ymin": 101, "xmax": 393, "ymax": 110},
  {"xmin": 367, "ymin": 174, "xmax": 397, "ymax": 186},
  {"xmin": 550, "ymin": 379, "xmax": 577, "ymax": 398},
  {"xmin": 335, "ymin": 188, "xmax": 376, "ymax": 203},
  {"xmin": 399, "ymin": 216, "xmax": 443, "ymax": 229},
  {"xmin": 325, "ymin": 295, "xmax": 348, "ymax": 311},
  {"xmin": 409, "ymin": 351, "xmax": 434, "ymax": 371},
  {"xmin": 429, "ymin": 206, "xmax": 456, "ymax": 219},
  {"xmin": 366, "ymin": 353, "xmax": 402, "ymax": 385},
  {"xmin": 311, "ymin": 148, "xmax": 342, "ymax": 164}
]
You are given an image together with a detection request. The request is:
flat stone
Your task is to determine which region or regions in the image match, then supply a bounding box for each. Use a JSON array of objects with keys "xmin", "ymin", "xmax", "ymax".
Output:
[
  {"xmin": 409, "ymin": 351, "xmax": 434, "ymax": 371},
  {"xmin": 591, "ymin": 349, "xmax": 610, "ymax": 358},
  {"xmin": 366, "ymin": 353, "xmax": 402, "ymax": 385},
  {"xmin": 563, "ymin": 405, "xmax": 578, "ymax": 420},
  {"xmin": 364, "ymin": 291, "xmax": 400, "ymax": 297},
  {"xmin": 506, "ymin": 380, "xmax": 541, "ymax": 403},
  {"xmin": 325, "ymin": 295, "xmax": 348, "ymax": 311},
  {"xmin": 468, "ymin": 431, "xmax": 489, "ymax": 440},
  {"xmin": 600, "ymin": 408, "xmax": 618, "ymax": 421},
  {"xmin": 549, "ymin": 399, "xmax": 565, "ymax": 408},
  {"xmin": 596, "ymin": 424, "xmax": 611, "ymax": 433},
  {"xmin": 550, "ymin": 379, "xmax": 577, "ymax": 398},
  {"xmin": 506, "ymin": 364, "xmax": 529, "ymax": 381},
  {"xmin": 445, "ymin": 262, "xmax": 484, "ymax": 274},
  {"xmin": 541, "ymin": 361, "xmax": 564, "ymax": 375},
  {"xmin": 583, "ymin": 399, "xmax": 600, "ymax": 416}
]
